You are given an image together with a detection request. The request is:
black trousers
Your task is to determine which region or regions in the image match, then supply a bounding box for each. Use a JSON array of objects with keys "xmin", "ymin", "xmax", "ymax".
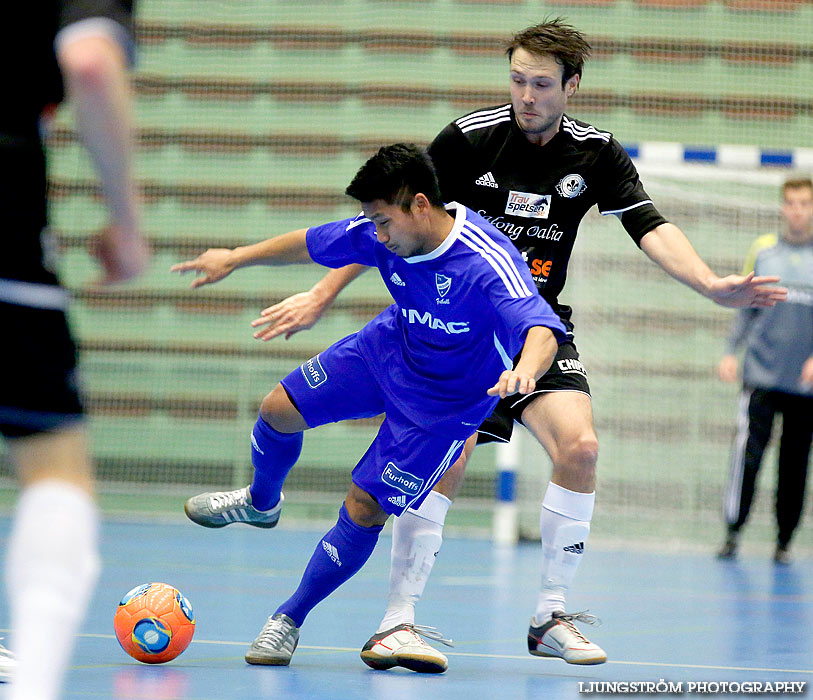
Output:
[{"xmin": 722, "ymin": 387, "xmax": 813, "ymax": 546}]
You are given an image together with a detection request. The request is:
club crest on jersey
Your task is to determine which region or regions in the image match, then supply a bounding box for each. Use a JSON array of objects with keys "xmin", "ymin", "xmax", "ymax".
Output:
[
  {"xmin": 505, "ymin": 190, "xmax": 551, "ymax": 219},
  {"xmin": 556, "ymin": 173, "xmax": 587, "ymax": 198},
  {"xmin": 382, "ymin": 462, "xmax": 424, "ymax": 496},
  {"xmin": 435, "ymin": 273, "xmax": 452, "ymax": 304}
]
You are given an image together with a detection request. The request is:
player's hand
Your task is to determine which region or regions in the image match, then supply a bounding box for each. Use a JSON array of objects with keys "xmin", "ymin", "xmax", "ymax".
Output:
[
  {"xmin": 251, "ymin": 290, "xmax": 328, "ymax": 341},
  {"xmin": 800, "ymin": 356, "xmax": 813, "ymax": 388},
  {"xmin": 707, "ymin": 272, "xmax": 787, "ymax": 308},
  {"xmin": 170, "ymin": 248, "xmax": 236, "ymax": 288},
  {"xmin": 487, "ymin": 370, "xmax": 537, "ymax": 398},
  {"xmin": 92, "ymin": 225, "xmax": 150, "ymax": 285},
  {"xmin": 717, "ymin": 354, "xmax": 738, "ymax": 383}
]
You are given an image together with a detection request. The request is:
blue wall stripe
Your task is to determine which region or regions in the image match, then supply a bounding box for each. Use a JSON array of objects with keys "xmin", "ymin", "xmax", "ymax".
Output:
[
  {"xmin": 760, "ymin": 151, "xmax": 794, "ymax": 167},
  {"xmin": 497, "ymin": 470, "xmax": 516, "ymax": 502},
  {"xmin": 623, "ymin": 143, "xmax": 799, "ymax": 168},
  {"xmin": 683, "ymin": 148, "xmax": 717, "ymax": 163}
]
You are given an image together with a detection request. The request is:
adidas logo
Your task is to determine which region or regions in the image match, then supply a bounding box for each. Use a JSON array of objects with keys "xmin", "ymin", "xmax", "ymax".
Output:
[
  {"xmin": 563, "ymin": 541, "xmax": 584, "ymax": 554},
  {"xmin": 475, "ymin": 171, "xmax": 499, "ymax": 188},
  {"xmin": 322, "ymin": 540, "xmax": 342, "ymax": 566},
  {"xmin": 390, "ymin": 272, "xmax": 406, "ymax": 286},
  {"xmin": 388, "ymin": 494, "xmax": 407, "ymax": 508}
]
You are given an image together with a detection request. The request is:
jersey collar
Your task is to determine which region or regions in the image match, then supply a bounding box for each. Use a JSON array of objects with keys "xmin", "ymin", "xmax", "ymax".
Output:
[{"xmin": 402, "ymin": 202, "xmax": 466, "ymax": 264}]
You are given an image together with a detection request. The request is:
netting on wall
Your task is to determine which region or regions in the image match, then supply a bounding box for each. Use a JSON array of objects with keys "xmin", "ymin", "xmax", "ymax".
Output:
[
  {"xmin": 516, "ymin": 162, "xmax": 809, "ymax": 543},
  {"xmin": 8, "ymin": 0, "xmax": 810, "ymax": 540}
]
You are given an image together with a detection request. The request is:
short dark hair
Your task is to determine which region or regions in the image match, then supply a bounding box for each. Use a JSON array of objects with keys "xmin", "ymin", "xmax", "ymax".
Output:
[
  {"xmin": 782, "ymin": 177, "xmax": 813, "ymax": 196},
  {"xmin": 506, "ymin": 19, "xmax": 591, "ymax": 86},
  {"xmin": 345, "ymin": 143, "xmax": 444, "ymax": 212}
]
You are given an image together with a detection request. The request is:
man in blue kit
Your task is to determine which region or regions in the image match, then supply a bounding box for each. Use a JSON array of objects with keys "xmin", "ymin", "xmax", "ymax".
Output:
[{"xmin": 172, "ymin": 144, "xmax": 568, "ymax": 667}]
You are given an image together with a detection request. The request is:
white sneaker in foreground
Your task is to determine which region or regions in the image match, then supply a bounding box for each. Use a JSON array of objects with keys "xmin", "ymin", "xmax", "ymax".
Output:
[
  {"xmin": 527, "ymin": 611, "xmax": 606, "ymax": 665},
  {"xmin": 0, "ymin": 641, "xmax": 16, "ymax": 682},
  {"xmin": 360, "ymin": 624, "xmax": 452, "ymax": 673}
]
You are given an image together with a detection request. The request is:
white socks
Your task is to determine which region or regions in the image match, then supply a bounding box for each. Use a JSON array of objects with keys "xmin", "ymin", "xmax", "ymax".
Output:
[
  {"xmin": 535, "ymin": 481, "xmax": 594, "ymax": 624},
  {"xmin": 378, "ymin": 491, "xmax": 451, "ymax": 633},
  {"xmin": 6, "ymin": 480, "xmax": 101, "ymax": 700}
]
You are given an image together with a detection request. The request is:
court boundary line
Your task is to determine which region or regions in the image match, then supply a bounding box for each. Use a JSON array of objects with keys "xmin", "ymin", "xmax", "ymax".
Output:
[{"xmin": 73, "ymin": 632, "xmax": 813, "ymax": 674}]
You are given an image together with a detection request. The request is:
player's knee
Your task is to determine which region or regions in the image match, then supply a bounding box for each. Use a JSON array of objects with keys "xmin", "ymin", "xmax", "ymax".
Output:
[
  {"xmin": 259, "ymin": 385, "xmax": 300, "ymax": 432},
  {"xmin": 345, "ymin": 485, "xmax": 388, "ymax": 528},
  {"xmin": 556, "ymin": 435, "xmax": 599, "ymax": 475}
]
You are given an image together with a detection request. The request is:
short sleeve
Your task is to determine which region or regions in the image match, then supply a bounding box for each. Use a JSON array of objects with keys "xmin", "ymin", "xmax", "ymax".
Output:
[
  {"xmin": 595, "ymin": 139, "xmax": 668, "ymax": 246},
  {"xmin": 481, "ymin": 261, "xmax": 568, "ymax": 350},
  {"xmin": 306, "ymin": 215, "xmax": 379, "ymax": 268},
  {"xmin": 494, "ymin": 292, "xmax": 568, "ymax": 349}
]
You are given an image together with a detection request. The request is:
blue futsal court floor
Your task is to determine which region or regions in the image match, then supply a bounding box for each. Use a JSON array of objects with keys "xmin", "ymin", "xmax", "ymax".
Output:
[{"xmin": 0, "ymin": 516, "xmax": 811, "ymax": 699}]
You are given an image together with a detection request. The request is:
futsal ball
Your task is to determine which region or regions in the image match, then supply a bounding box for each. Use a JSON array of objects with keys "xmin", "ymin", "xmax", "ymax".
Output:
[{"xmin": 113, "ymin": 582, "xmax": 196, "ymax": 664}]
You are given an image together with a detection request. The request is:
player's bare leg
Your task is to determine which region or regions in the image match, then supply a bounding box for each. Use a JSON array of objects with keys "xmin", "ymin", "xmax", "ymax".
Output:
[
  {"xmin": 5, "ymin": 427, "xmax": 101, "ymax": 700},
  {"xmin": 520, "ymin": 391, "xmax": 605, "ymax": 664}
]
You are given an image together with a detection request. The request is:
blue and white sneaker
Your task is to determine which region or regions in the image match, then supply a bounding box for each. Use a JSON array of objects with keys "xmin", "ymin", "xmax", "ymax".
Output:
[{"xmin": 184, "ymin": 486, "xmax": 283, "ymax": 529}]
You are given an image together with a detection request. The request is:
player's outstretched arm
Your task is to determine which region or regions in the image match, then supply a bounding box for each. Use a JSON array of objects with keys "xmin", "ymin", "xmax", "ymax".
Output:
[
  {"xmin": 487, "ymin": 326, "xmax": 558, "ymax": 399},
  {"xmin": 251, "ymin": 264, "xmax": 369, "ymax": 341},
  {"xmin": 57, "ymin": 33, "xmax": 147, "ymax": 284},
  {"xmin": 171, "ymin": 229, "xmax": 310, "ymax": 289},
  {"xmin": 640, "ymin": 223, "xmax": 787, "ymax": 308}
]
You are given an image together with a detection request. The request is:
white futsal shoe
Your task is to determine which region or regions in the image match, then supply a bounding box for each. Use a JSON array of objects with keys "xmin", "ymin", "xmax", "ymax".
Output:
[
  {"xmin": 184, "ymin": 486, "xmax": 283, "ymax": 529},
  {"xmin": 0, "ymin": 640, "xmax": 16, "ymax": 682},
  {"xmin": 527, "ymin": 611, "xmax": 606, "ymax": 665},
  {"xmin": 360, "ymin": 623, "xmax": 452, "ymax": 673}
]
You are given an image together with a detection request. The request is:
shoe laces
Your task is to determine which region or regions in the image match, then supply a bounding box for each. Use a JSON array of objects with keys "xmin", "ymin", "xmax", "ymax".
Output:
[
  {"xmin": 552, "ymin": 611, "xmax": 601, "ymax": 643},
  {"xmin": 255, "ymin": 616, "xmax": 296, "ymax": 650},
  {"xmin": 409, "ymin": 624, "xmax": 454, "ymax": 648},
  {"xmin": 209, "ymin": 487, "xmax": 250, "ymax": 512}
]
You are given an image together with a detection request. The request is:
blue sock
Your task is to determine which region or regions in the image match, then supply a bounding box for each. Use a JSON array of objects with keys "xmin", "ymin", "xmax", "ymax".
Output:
[
  {"xmin": 276, "ymin": 504, "xmax": 383, "ymax": 627},
  {"xmin": 248, "ymin": 415, "xmax": 303, "ymax": 511}
]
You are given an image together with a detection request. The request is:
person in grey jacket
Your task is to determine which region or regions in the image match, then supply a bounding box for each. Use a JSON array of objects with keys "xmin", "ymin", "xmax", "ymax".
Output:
[{"xmin": 717, "ymin": 177, "xmax": 813, "ymax": 564}]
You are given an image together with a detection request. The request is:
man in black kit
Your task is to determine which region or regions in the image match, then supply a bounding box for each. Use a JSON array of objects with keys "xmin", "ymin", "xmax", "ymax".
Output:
[
  {"xmin": 1, "ymin": 3, "xmax": 147, "ymax": 697},
  {"xmin": 248, "ymin": 20, "xmax": 786, "ymax": 673}
]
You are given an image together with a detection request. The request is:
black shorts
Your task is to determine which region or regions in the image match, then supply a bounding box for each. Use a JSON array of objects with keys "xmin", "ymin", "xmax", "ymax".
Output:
[
  {"xmin": 476, "ymin": 341, "xmax": 590, "ymax": 444},
  {"xmin": 0, "ymin": 299, "xmax": 84, "ymax": 438}
]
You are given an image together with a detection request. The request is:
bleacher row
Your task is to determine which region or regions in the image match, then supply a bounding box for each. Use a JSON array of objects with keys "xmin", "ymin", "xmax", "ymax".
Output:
[
  {"xmin": 138, "ymin": 22, "xmax": 813, "ymax": 63},
  {"xmin": 461, "ymin": 0, "xmax": 808, "ymax": 7},
  {"xmin": 76, "ymin": 78, "xmax": 813, "ymax": 119}
]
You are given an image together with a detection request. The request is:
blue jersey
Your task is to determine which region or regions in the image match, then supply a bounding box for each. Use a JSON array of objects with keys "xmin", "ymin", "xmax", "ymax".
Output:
[{"xmin": 306, "ymin": 202, "xmax": 568, "ymax": 437}]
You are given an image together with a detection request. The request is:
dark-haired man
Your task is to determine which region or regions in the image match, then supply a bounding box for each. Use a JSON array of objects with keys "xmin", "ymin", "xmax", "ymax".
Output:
[
  {"xmin": 240, "ymin": 21, "xmax": 786, "ymax": 672},
  {"xmin": 174, "ymin": 144, "xmax": 568, "ymax": 668}
]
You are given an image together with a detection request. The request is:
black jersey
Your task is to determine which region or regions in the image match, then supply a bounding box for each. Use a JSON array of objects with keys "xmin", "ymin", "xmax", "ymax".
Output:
[
  {"xmin": 427, "ymin": 104, "xmax": 667, "ymax": 317},
  {"xmin": 1, "ymin": 1, "xmax": 134, "ymax": 286}
]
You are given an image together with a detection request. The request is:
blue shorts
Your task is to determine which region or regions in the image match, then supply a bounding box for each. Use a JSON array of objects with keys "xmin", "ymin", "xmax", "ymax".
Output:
[{"xmin": 280, "ymin": 333, "xmax": 467, "ymax": 515}]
